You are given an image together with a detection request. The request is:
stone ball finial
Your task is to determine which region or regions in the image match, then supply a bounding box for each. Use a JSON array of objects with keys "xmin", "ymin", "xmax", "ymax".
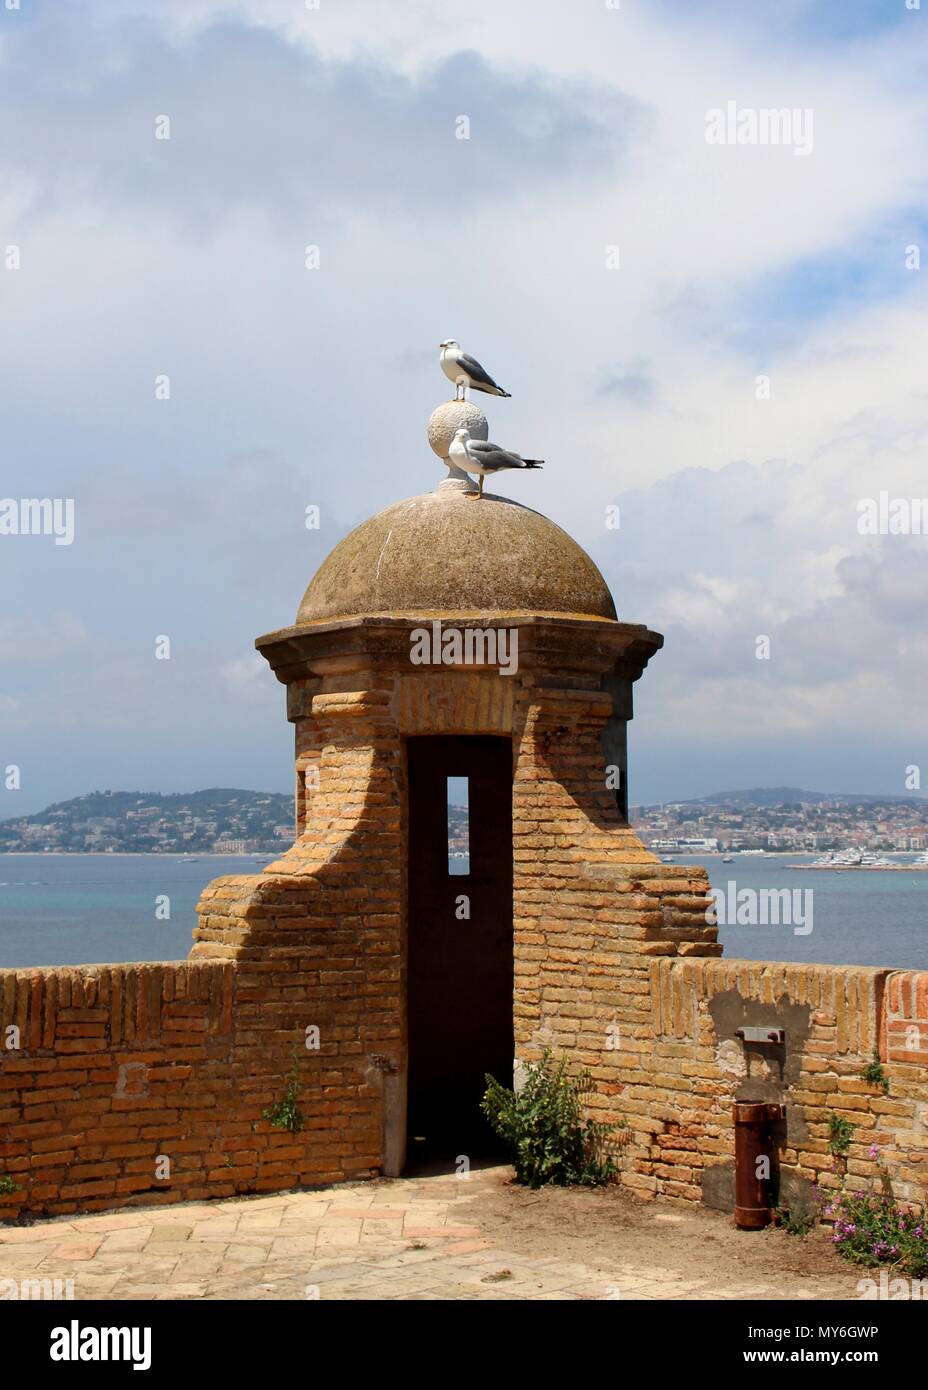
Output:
[
  {"xmin": 427, "ymin": 400, "xmax": 489, "ymax": 494},
  {"xmin": 427, "ymin": 400, "xmax": 488, "ymax": 459}
]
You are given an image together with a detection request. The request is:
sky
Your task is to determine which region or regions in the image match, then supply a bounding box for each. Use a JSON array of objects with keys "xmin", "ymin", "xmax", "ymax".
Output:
[{"xmin": 1, "ymin": 0, "xmax": 927, "ymax": 814}]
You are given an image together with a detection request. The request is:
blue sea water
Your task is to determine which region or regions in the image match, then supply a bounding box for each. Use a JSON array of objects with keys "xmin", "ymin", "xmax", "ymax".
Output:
[
  {"xmin": 0, "ymin": 855, "xmax": 261, "ymax": 968},
  {"xmin": 0, "ymin": 853, "xmax": 925, "ymax": 972},
  {"xmin": 676, "ymin": 853, "xmax": 928, "ymax": 972}
]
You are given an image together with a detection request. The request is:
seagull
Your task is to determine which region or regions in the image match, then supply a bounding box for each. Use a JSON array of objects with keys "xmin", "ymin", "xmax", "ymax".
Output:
[
  {"xmin": 448, "ymin": 427, "xmax": 543, "ymax": 500},
  {"xmin": 439, "ymin": 340, "xmax": 511, "ymax": 400}
]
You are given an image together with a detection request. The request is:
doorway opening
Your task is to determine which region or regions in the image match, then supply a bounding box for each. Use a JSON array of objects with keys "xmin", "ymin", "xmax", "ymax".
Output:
[{"xmin": 405, "ymin": 735, "xmax": 514, "ymax": 1172}]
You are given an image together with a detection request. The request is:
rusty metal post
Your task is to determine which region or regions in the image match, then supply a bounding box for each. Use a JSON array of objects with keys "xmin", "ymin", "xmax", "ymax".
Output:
[{"xmin": 733, "ymin": 1100, "xmax": 781, "ymax": 1230}]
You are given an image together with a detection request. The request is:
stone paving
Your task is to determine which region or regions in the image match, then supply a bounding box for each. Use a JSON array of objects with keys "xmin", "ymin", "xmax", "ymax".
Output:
[{"xmin": 0, "ymin": 1167, "xmax": 855, "ymax": 1301}]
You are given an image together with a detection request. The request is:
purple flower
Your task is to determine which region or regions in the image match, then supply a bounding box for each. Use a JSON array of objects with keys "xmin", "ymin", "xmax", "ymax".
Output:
[{"xmin": 868, "ymin": 1144, "xmax": 879, "ymax": 1160}]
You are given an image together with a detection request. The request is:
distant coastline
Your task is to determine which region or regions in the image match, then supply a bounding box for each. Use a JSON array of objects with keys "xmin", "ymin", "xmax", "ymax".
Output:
[
  {"xmin": 0, "ymin": 789, "xmax": 293, "ymax": 855},
  {"xmin": 0, "ymin": 850, "xmax": 276, "ymax": 857},
  {"xmin": 6, "ymin": 784, "xmax": 927, "ymax": 858},
  {"xmin": 790, "ymin": 862, "xmax": 928, "ymax": 872}
]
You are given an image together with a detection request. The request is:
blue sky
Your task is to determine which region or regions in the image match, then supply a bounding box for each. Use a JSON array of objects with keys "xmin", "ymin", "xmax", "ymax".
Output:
[
  {"xmin": 1, "ymin": 0, "xmax": 927, "ymax": 814},
  {"xmin": 650, "ymin": 0, "xmax": 910, "ymax": 45}
]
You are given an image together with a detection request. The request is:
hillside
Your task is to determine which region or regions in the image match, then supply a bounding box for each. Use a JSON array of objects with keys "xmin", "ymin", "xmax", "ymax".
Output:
[
  {"xmin": 687, "ymin": 788, "xmax": 926, "ymax": 808},
  {"xmin": 1, "ymin": 788, "xmax": 471, "ymax": 854},
  {"xmin": 0, "ymin": 789, "xmax": 294, "ymax": 854}
]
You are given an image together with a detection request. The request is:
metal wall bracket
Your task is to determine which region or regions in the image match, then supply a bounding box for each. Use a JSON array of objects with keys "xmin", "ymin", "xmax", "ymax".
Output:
[{"xmin": 735, "ymin": 1026, "xmax": 786, "ymax": 1044}]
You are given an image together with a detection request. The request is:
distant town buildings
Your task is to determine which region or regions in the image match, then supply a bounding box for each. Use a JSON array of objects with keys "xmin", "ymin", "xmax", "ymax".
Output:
[
  {"xmin": 647, "ymin": 836, "xmax": 719, "ymax": 853},
  {"xmin": 632, "ymin": 794, "xmax": 928, "ymax": 853},
  {"xmin": 3, "ymin": 788, "xmax": 926, "ymax": 856},
  {"xmin": 0, "ymin": 790, "xmax": 294, "ymax": 853}
]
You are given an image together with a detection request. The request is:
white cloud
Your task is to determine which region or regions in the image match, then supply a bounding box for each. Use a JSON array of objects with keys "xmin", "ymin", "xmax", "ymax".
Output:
[
  {"xmin": 2, "ymin": 2, "xmax": 926, "ymax": 804},
  {"xmin": 219, "ymin": 652, "xmax": 278, "ymax": 704}
]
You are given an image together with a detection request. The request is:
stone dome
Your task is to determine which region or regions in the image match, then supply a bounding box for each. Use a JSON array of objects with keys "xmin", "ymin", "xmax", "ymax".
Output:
[{"xmin": 296, "ymin": 488, "xmax": 617, "ymax": 625}]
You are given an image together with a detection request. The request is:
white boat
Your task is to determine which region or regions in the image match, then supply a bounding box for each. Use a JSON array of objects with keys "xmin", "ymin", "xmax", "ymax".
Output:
[{"xmin": 812, "ymin": 846, "xmax": 895, "ymax": 868}]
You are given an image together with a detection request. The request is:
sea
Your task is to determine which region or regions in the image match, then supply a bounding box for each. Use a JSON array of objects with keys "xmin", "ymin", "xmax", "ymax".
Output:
[{"xmin": 0, "ymin": 852, "xmax": 926, "ymax": 972}]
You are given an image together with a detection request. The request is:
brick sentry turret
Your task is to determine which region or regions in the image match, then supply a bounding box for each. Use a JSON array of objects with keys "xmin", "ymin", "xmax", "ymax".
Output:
[{"xmin": 1, "ymin": 471, "xmax": 924, "ymax": 1220}]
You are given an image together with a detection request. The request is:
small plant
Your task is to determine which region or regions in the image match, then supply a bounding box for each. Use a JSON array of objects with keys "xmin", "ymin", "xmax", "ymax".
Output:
[
  {"xmin": 823, "ymin": 1146, "xmax": 928, "ymax": 1278},
  {"xmin": 829, "ymin": 1191, "xmax": 928, "ymax": 1278},
  {"xmin": 827, "ymin": 1112, "xmax": 854, "ymax": 1158},
  {"xmin": 482, "ymin": 1050, "xmax": 619, "ymax": 1189},
  {"xmin": 481, "ymin": 1268, "xmax": 513, "ymax": 1283},
  {"xmin": 262, "ymin": 1054, "xmax": 305, "ymax": 1134},
  {"xmin": 860, "ymin": 1050, "xmax": 889, "ymax": 1094},
  {"xmin": 0, "ymin": 1175, "xmax": 19, "ymax": 1195},
  {"xmin": 777, "ymin": 1201, "xmax": 817, "ymax": 1236}
]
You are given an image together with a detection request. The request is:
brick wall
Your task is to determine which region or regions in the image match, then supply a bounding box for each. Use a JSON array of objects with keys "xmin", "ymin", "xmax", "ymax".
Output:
[
  {"xmin": 599, "ymin": 958, "xmax": 928, "ymax": 1210},
  {"xmin": 884, "ymin": 971, "xmax": 928, "ymax": 1065},
  {"xmin": 509, "ymin": 688, "xmax": 928, "ymax": 1212},
  {"xmin": 1, "ymin": 962, "xmax": 232, "ymax": 1215},
  {"xmin": 2, "ymin": 631, "xmax": 925, "ymax": 1221},
  {"xmin": 0, "ymin": 674, "xmax": 405, "ymax": 1219},
  {"xmin": 0, "ymin": 953, "xmax": 387, "ymax": 1220}
]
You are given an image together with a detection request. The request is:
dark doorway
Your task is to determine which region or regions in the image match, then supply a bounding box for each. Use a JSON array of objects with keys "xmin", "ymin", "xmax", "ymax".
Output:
[{"xmin": 405, "ymin": 735, "xmax": 514, "ymax": 1169}]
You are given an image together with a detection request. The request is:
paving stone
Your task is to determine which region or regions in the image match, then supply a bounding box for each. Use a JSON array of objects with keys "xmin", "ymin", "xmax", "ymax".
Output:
[{"xmin": 0, "ymin": 1167, "xmax": 862, "ymax": 1302}]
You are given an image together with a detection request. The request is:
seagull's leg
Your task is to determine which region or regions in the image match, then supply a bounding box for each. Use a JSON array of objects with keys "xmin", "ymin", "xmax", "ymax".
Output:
[{"xmin": 466, "ymin": 472, "xmax": 484, "ymax": 501}]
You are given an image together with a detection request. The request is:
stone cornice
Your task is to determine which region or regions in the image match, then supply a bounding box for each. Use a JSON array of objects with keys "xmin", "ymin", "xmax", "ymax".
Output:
[{"xmin": 256, "ymin": 614, "xmax": 663, "ymax": 686}]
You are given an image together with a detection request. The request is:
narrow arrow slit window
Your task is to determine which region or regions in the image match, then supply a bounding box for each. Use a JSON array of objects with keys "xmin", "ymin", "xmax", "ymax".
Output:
[{"xmin": 447, "ymin": 776, "xmax": 469, "ymax": 875}]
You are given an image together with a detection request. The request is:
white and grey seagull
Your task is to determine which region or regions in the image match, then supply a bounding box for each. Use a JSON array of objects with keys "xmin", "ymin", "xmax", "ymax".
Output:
[
  {"xmin": 448, "ymin": 427, "xmax": 543, "ymax": 501},
  {"xmin": 439, "ymin": 340, "xmax": 511, "ymax": 400}
]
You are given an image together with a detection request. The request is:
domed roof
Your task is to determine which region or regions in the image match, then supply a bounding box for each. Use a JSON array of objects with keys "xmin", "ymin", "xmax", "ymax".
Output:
[{"xmin": 296, "ymin": 486, "xmax": 617, "ymax": 625}]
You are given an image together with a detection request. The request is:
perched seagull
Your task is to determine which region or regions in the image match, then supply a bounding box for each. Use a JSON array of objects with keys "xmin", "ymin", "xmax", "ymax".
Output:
[
  {"xmin": 439, "ymin": 340, "xmax": 511, "ymax": 400},
  {"xmin": 449, "ymin": 427, "xmax": 543, "ymax": 500}
]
